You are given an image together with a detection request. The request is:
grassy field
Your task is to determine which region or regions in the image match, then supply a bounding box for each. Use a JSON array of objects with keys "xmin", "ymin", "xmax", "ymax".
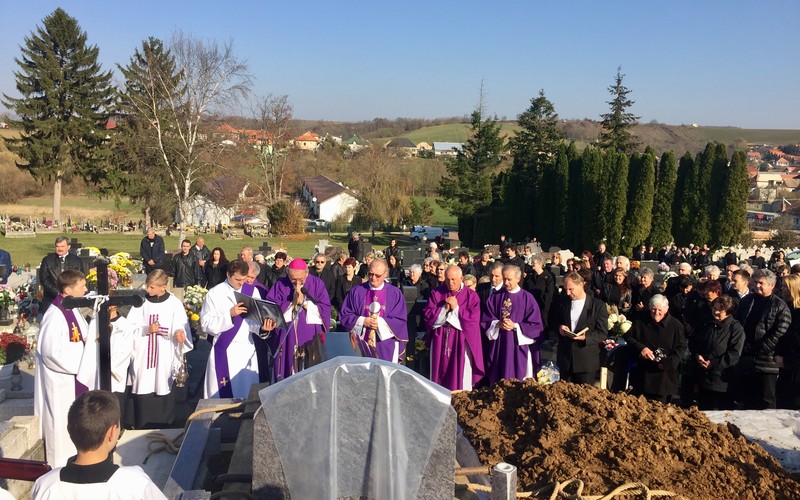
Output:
[
  {"xmin": 0, "ymin": 230, "xmax": 412, "ymax": 268},
  {"xmin": 376, "ymin": 122, "xmax": 521, "ymax": 145},
  {"xmin": 412, "ymin": 196, "xmax": 458, "ymax": 227},
  {"xmin": 693, "ymin": 127, "xmax": 800, "ymax": 145},
  {"xmin": 0, "ymin": 195, "xmax": 142, "ymax": 221}
]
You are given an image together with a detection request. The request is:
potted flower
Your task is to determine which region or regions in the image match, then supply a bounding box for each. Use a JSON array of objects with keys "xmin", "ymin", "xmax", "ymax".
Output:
[
  {"xmin": 0, "ymin": 285, "xmax": 16, "ymax": 324},
  {"xmin": 0, "ymin": 331, "xmax": 29, "ymax": 380}
]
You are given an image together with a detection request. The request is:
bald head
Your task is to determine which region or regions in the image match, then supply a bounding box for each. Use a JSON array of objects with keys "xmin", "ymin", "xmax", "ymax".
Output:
[{"xmin": 445, "ymin": 265, "xmax": 463, "ymax": 292}]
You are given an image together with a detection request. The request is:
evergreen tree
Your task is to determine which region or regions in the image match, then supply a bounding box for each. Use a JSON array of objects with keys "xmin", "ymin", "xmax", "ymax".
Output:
[
  {"xmin": 438, "ymin": 108, "xmax": 504, "ymax": 246},
  {"xmin": 578, "ymin": 146, "xmax": 605, "ymax": 250},
  {"xmin": 508, "ymin": 90, "xmax": 563, "ymax": 237},
  {"xmin": 709, "ymin": 142, "xmax": 730, "ymax": 245},
  {"xmin": 410, "ymin": 199, "xmax": 435, "ymax": 226},
  {"xmin": 672, "ymin": 152, "xmax": 695, "ymax": 245},
  {"xmin": 649, "ymin": 151, "xmax": 677, "ymax": 247},
  {"xmin": 689, "ymin": 143, "xmax": 716, "ymax": 245},
  {"xmin": 715, "ymin": 150, "xmax": 749, "ymax": 246},
  {"xmin": 565, "ymin": 142, "xmax": 583, "ymax": 249},
  {"xmin": 598, "ymin": 66, "xmax": 640, "ymax": 154},
  {"xmin": 546, "ymin": 144, "xmax": 570, "ymax": 245},
  {"xmin": 601, "ymin": 150, "xmax": 630, "ymax": 255},
  {"xmin": 623, "ymin": 147, "xmax": 656, "ymax": 252},
  {"xmin": 2, "ymin": 8, "xmax": 114, "ymax": 221}
]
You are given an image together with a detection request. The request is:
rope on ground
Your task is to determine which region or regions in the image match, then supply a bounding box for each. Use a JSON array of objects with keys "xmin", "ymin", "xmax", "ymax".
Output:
[
  {"xmin": 462, "ymin": 477, "xmax": 679, "ymax": 499},
  {"xmin": 142, "ymin": 400, "xmax": 257, "ymax": 464}
]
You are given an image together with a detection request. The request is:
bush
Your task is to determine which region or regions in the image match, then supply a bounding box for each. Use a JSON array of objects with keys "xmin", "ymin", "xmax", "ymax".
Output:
[{"xmin": 267, "ymin": 200, "xmax": 305, "ymax": 235}]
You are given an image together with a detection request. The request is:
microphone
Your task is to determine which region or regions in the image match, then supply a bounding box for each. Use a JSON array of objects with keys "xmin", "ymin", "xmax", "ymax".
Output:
[{"xmin": 300, "ymin": 286, "xmax": 318, "ymax": 305}]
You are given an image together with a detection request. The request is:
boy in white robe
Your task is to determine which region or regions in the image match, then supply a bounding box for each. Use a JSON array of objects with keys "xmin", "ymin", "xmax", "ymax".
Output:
[
  {"xmin": 34, "ymin": 270, "xmax": 89, "ymax": 468},
  {"xmin": 126, "ymin": 270, "xmax": 192, "ymax": 427},
  {"xmin": 32, "ymin": 390, "xmax": 166, "ymax": 499}
]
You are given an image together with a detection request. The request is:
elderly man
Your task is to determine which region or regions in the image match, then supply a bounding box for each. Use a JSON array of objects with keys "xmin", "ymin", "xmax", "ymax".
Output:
[
  {"xmin": 735, "ymin": 269, "xmax": 791, "ymax": 409},
  {"xmin": 423, "ymin": 265, "xmax": 485, "ymax": 390},
  {"xmin": 263, "ymin": 258, "xmax": 331, "ymax": 382},
  {"xmin": 593, "ymin": 243, "xmax": 611, "ymax": 271},
  {"xmin": 632, "ymin": 268, "xmax": 658, "ymax": 319},
  {"xmin": 627, "ymin": 294, "xmax": 688, "ymax": 403},
  {"xmin": 39, "ymin": 236, "xmax": 84, "ymax": 313},
  {"xmin": 348, "ymin": 232, "xmax": 364, "ymax": 262},
  {"xmin": 340, "ymin": 258, "xmax": 408, "ymax": 362},
  {"xmin": 591, "ymin": 258, "xmax": 614, "ymax": 297},
  {"xmin": 665, "ymin": 262, "xmax": 694, "ymax": 300},
  {"xmin": 481, "ymin": 264, "xmax": 544, "ymax": 386},
  {"xmin": 557, "ymin": 272, "xmax": 608, "ymax": 385},
  {"xmin": 140, "ymin": 228, "xmax": 165, "ymax": 275},
  {"xmin": 308, "ymin": 252, "xmax": 336, "ymax": 300},
  {"xmin": 191, "ymin": 237, "xmax": 211, "ymax": 269},
  {"xmin": 202, "ymin": 260, "xmax": 264, "ymax": 399}
]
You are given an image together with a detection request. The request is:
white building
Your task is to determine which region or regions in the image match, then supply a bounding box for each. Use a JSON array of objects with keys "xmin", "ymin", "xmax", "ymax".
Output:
[
  {"xmin": 432, "ymin": 142, "xmax": 464, "ymax": 156},
  {"xmin": 176, "ymin": 195, "xmax": 234, "ymax": 226},
  {"xmin": 301, "ymin": 175, "xmax": 359, "ymax": 223}
]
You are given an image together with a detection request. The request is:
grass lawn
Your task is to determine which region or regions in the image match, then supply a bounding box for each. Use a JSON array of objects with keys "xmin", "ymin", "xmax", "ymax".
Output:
[
  {"xmin": 1, "ymin": 230, "xmax": 412, "ymax": 268},
  {"xmin": 411, "ymin": 196, "xmax": 458, "ymax": 227}
]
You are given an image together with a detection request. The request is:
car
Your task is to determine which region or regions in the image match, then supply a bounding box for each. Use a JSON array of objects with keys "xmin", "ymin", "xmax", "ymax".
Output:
[
  {"xmin": 410, "ymin": 226, "xmax": 444, "ymax": 241},
  {"xmin": 313, "ymin": 219, "xmax": 328, "ymax": 227}
]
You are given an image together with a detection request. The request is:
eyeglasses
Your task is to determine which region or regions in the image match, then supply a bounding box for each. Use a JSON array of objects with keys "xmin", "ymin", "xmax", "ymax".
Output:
[
  {"xmin": 315, "ymin": 261, "xmax": 326, "ymax": 264},
  {"xmin": 367, "ymin": 272, "xmax": 384, "ymax": 278}
]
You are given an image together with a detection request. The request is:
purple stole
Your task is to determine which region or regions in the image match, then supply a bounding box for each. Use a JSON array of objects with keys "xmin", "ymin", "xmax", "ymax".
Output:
[
  {"xmin": 51, "ymin": 295, "xmax": 88, "ymax": 398},
  {"xmin": 147, "ymin": 313, "xmax": 170, "ymax": 369},
  {"xmin": 214, "ymin": 288, "xmax": 245, "ymax": 398},
  {"xmin": 241, "ymin": 282, "xmax": 265, "ymax": 299},
  {"xmin": 358, "ymin": 287, "xmax": 387, "ymax": 358}
]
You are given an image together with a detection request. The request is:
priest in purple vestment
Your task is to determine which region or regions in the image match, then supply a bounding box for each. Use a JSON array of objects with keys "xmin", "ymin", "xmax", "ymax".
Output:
[
  {"xmin": 423, "ymin": 265, "xmax": 485, "ymax": 390},
  {"xmin": 263, "ymin": 258, "xmax": 331, "ymax": 382},
  {"xmin": 340, "ymin": 258, "xmax": 408, "ymax": 363},
  {"xmin": 481, "ymin": 264, "xmax": 544, "ymax": 386}
]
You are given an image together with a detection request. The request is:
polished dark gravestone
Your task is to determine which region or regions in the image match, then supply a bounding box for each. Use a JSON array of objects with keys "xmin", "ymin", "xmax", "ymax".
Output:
[{"xmin": 252, "ymin": 357, "xmax": 456, "ymax": 499}]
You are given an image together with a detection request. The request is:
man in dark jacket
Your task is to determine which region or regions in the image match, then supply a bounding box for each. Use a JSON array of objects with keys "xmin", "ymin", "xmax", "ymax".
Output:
[
  {"xmin": 308, "ymin": 252, "xmax": 336, "ymax": 300},
  {"xmin": 526, "ymin": 255, "xmax": 555, "ymax": 329},
  {"xmin": 140, "ymin": 228, "xmax": 166, "ymax": 274},
  {"xmin": 171, "ymin": 239, "xmax": 203, "ymax": 287},
  {"xmin": 191, "ymin": 237, "xmax": 211, "ymax": 270},
  {"xmin": 557, "ymin": 272, "xmax": 608, "ymax": 385},
  {"xmin": 457, "ymin": 250, "xmax": 476, "ymax": 278},
  {"xmin": 750, "ymin": 249, "xmax": 766, "ymax": 270},
  {"xmin": 735, "ymin": 268, "xmax": 791, "ymax": 409},
  {"xmin": 39, "ymin": 236, "xmax": 84, "ymax": 312},
  {"xmin": 347, "ymin": 232, "xmax": 364, "ymax": 262}
]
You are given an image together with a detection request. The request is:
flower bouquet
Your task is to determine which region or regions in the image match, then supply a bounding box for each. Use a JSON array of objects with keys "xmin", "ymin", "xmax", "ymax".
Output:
[
  {"xmin": 0, "ymin": 331, "xmax": 29, "ymax": 365},
  {"xmin": 14, "ymin": 279, "xmax": 40, "ymax": 318},
  {"xmin": 86, "ymin": 268, "xmax": 119, "ymax": 289},
  {"xmin": 603, "ymin": 312, "xmax": 631, "ymax": 354},
  {"xmin": 183, "ymin": 285, "xmax": 208, "ymax": 323}
]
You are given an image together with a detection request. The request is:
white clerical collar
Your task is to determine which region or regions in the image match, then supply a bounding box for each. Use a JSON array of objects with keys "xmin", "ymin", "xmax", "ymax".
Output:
[
  {"xmin": 369, "ymin": 283, "xmax": 386, "ymax": 291},
  {"xmin": 507, "ymin": 286, "xmax": 521, "ymax": 294},
  {"xmin": 492, "ymin": 283, "xmax": 503, "ymax": 291}
]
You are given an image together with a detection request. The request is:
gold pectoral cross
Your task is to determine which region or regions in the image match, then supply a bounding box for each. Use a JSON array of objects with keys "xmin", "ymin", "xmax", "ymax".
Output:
[
  {"xmin": 70, "ymin": 324, "xmax": 81, "ymax": 343},
  {"xmin": 220, "ymin": 377, "xmax": 228, "ymax": 387}
]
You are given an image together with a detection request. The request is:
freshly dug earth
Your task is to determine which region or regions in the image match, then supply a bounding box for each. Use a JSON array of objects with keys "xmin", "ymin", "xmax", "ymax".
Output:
[{"xmin": 453, "ymin": 380, "xmax": 800, "ymax": 499}]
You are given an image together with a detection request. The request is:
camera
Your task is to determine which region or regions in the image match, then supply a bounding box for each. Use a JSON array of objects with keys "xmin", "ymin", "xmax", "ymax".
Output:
[{"xmin": 652, "ymin": 348, "xmax": 667, "ymax": 363}]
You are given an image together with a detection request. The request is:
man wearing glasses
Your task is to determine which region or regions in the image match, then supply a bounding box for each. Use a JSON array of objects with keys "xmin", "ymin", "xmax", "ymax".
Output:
[
  {"xmin": 308, "ymin": 252, "xmax": 336, "ymax": 300},
  {"xmin": 340, "ymin": 258, "xmax": 408, "ymax": 363}
]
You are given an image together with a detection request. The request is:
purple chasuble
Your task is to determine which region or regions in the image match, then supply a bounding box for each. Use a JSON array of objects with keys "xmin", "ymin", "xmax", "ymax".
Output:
[
  {"xmin": 339, "ymin": 283, "xmax": 408, "ymax": 362},
  {"xmin": 51, "ymin": 295, "xmax": 88, "ymax": 397},
  {"xmin": 481, "ymin": 288, "xmax": 543, "ymax": 386},
  {"xmin": 423, "ymin": 285, "xmax": 485, "ymax": 390},
  {"xmin": 264, "ymin": 275, "xmax": 331, "ymax": 381}
]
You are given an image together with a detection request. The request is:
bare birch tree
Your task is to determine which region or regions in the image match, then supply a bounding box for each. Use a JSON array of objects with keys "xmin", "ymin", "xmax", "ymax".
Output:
[
  {"xmin": 250, "ymin": 93, "xmax": 293, "ymax": 204},
  {"xmin": 118, "ymin": 32, "xmax": 251, "ymax": 240}
]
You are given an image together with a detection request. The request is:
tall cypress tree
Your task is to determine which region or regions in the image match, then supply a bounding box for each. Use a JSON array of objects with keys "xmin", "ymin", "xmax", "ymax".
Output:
[
  {"xmin": 709, "ymin": 142, "xmax": 730, "ymax": 245},
  {"xmin": 438, "ymin": 109, "xmax": 504, "ymax": 246},
  {"xmin": 715, "ymin": 150, "xmax": 750, "ymax": 246},
  {"xmin": 579, "ymin": 146, "xmax": 604, "ymax": 250},
  {"xmin": 2, "ymin": 8, "xmax": 114, "ymax": 221},
  {"xmin": 549, "ymin": 144, "xmax": 570, "ymax": 245},
  {"xmin": 623, "ymin": 147, "xmax": 656, "ymax": 253},
  {"xmin": 598, "ymin": 66, "xmax": 640, "ymax": 154},
  {"xmin": 565, "ymin": 142, "xmax": 583, "ymax": 249},
  {"xmin": 689, "ymin": 143, "xmax": 716, "ymax": 245},
  {"xmin": 602, "ymin": 150, "xmax": 630, "ymax": 255},
  {"xmin": 672, "ymin": 152, "xmax": 695, "ymax": 245},
  {"xmin": 650, "ymin": 151, "xmax": 677, "ymax": 247}
]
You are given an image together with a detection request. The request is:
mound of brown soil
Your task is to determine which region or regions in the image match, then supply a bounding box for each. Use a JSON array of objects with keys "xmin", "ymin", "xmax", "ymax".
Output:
[{"xmin": 453, "ymin": 380, "xmax": 800, "ymax": 499}]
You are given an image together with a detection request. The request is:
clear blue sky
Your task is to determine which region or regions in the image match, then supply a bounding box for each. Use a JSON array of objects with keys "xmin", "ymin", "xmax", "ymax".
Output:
[{"xmin": 1, "ymin": 1, "xmax": 799, "ymax": 129}]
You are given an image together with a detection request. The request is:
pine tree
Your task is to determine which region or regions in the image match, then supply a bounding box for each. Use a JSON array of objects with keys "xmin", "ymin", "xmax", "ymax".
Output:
[
  {"xmin": 598, "ymin": 66, "xmax": 640, "ymax": 154},
  {"xmin": 438, "ymin": 108, "xmax": 504, "ymax": 246},
  {"xmin": 649, "ymin": 151, "xmax": 677, "ymax": 247},
  {"xmin": 2, "ymin": 8, "xmax": 114, "ymax": 221},
  {"xmin": 508, "ymin": 90, "xmax": 563, "ymax": 238},
  {"xmin": 715, "ymin": 150, "xmax": 749, "ymax": 246},
  {"xmin": 623, "ymin": 147, "xmax": 656, "ymax": 252}
]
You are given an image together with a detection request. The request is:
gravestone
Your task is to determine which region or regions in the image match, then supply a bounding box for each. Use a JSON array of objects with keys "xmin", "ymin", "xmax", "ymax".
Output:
[
  {"xmin": 252, "ymin": 357, "xmax": 455, "ymax": 499},
  {"xmin": 362, "ymin": 242, "xmax": 373, "ymax": 257},
  {"xmin": 317, "ymin": 239, "xmax": 329, "ymax": 254},
  {"xmin": 445, "ymin": 239, "xmax": 461, "ymax": 250},
  {"xmin": 258, "ymin": 241, "xmax": 272, "ymax": 254}
]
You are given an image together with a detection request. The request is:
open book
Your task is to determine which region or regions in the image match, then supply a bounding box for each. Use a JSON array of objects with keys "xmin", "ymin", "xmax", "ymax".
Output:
[
  {"xmin": 565, "ymin": 326, "xmax": 588, "ymax": 338},
  {"xmin": 234, "ymin": 291, "xmax": 287, "ymax": 331}
]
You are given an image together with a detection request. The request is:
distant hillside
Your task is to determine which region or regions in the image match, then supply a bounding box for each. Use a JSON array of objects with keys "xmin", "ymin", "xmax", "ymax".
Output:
[{"xmin": 379, "ymin": 121, "xmax": 800, "ymax": 155}]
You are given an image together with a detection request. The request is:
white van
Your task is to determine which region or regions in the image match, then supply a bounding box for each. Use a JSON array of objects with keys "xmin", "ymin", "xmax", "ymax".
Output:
[{"xmin": 410, "ymin": 226, "xmax": 444, "ymax": 241}]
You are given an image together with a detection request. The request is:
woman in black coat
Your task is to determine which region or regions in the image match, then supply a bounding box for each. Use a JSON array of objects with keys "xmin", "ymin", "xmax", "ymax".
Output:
[
  {"xmin": 627, "ymin": 294, "xmax": 688, "ymax": 403},
  {"xmin": 688, "ymin": 295, "xmax": 744, "ymax": 410},
  {"xmin": 387, "ymin": 254, "xmax": 404, "ymax": 287},
  {"xmin": 204, "ymin": 247, "xmax": 228, "ymax": 289},
  {"xmin": 333, "ymin": 258, "xmax": 362, "ymax": 312},
  {"xmin": 601, "ymin": 267, "xmax": 632, "ymax": 315}
]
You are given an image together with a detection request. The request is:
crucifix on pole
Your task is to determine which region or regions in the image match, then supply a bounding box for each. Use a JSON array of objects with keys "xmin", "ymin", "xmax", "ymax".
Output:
[{"xmin": 61, "ymin": 257, "xmax": 144, "ymax": 391}]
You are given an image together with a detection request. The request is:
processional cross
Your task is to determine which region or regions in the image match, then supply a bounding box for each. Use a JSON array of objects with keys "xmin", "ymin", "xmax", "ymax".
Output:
[{"xmin": 62, "ymin": 257, "xmax": 144, "ymax": 391}]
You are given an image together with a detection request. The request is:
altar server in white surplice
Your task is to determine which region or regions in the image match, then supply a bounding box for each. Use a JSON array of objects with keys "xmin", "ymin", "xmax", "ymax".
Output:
[
  {"xmin": 126, "ymin": 270, "xmax": 192, "ymax": 427},
  {"xmin": 34, "ymin": 270, "xmax": 90, "ymax": 468}
]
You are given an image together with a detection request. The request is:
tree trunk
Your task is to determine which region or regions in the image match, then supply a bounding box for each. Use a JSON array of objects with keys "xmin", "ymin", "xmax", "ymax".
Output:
[
  {"xmin": 144, "ymin": 205, "xmax": 151, "ymax": 230},
  {"xmin": 52, "ymin": 177, "xmax": 62, "ymax": 223}
]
